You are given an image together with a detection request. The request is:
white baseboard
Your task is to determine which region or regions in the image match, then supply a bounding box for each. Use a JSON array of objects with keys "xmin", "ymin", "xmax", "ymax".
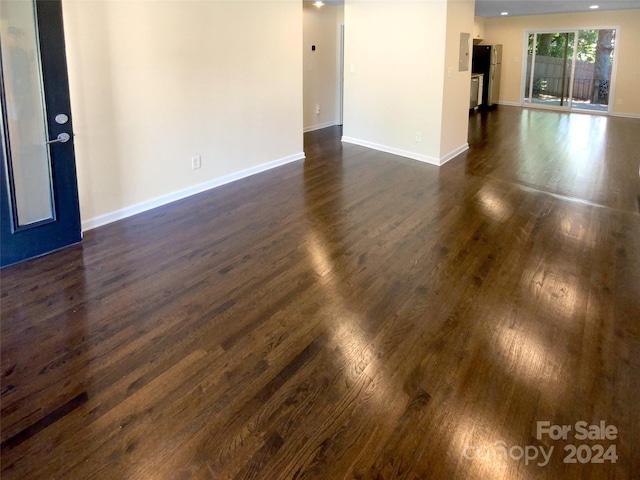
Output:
[
  {"xmin": 81, "ymin": 152, "xmax": 305, "ymax": 231},
  {"xmin": 341, "ymin": 136, "xmax": 441, "ymax": 166},
  {"xmin": 610, "ymin": 112, "xmax": 640, "ymax": 119},
  {"xmin": 440, "ymin": 143, "xmax": 469, "ymax": 165},
  {"xmin": 341, "ymin": 137, "xmax": 467, "ymax": 166},
  {"xmin": 498, "ymin": 101, "xmax": 521, "ymax": 107},
  {"xmin": 303, "ymin": 121, "xmax": 338, "ymax": 133}
]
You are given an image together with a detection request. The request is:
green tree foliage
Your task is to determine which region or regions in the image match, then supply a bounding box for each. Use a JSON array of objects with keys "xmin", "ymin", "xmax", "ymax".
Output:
[
  {"xmin": 534, "ymin": 33, "xmax": 573, "ymax": 58},
  {"xmin": 577, "ymin": 30, "xmax": 598, "ymax": 62},
  {"xmin": 530, "ymin": 30, "xmax": 614, "ymax": 64}
]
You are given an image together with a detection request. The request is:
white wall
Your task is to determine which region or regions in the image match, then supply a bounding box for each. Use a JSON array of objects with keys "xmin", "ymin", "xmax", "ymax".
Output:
[
  {"xmin": 62, "ymin": 0, "xmax": 304, "ymax": 228},
  {"xmin": 481, "ymin": 9, "xmax": 640, "ymax": 116},
  {"xmin": 441, "ymin": 0, "xmax": 475, "ymax": 159},
  {"xmin": 343, "ymin": 0, "xmax": 474, "ymax": 165},
  {"xmin": 303, "ymin": 2, "xmax": 342, "ymax": 131}
]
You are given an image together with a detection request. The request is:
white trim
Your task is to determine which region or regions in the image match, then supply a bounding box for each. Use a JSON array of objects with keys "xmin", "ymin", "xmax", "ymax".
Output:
[
  {"xmin": 342, "ymin": 136, "xmax": 440, "ymax": 165},
  {"xmin": 440, "ymin": 143, "xmax": 469, "ymax": 165},
  {"xmin": 341, "ymin": 137, "xmax": 468, "ymax": 166},
  {"xmin": 610, "ymin": 112, "xmax": 640, "ymax": 119},
  {"xmin": 567, "ymin": 32, "xmax": 580, "ymax": 109},
  {"xmin": 521, "ymin": 26, "xmax": 621, "ymax": 114},
  {"xmin": 487, "ymin": 101, "xmax": 638, "ymax": 118},
  {"xmin": 81, "ymin": 152, "xmax": 305, "ymax": 231},
  {"xmin": 303, "ymin": 121, "xmax": 337, "ymax": 133},
  {"xmin": 608, "ymin": 25, "xmax": 622, "ymax": 114},
  {"xmin": 569, "ymin": 108, "xmax": 608, "ymax": 116},
  {"xmin": 521, "ymin": 103, "xmax": 629, "ymax": 117},
  {"xmin": 524, "ymin": 103, "xmax": 572, "ymax": 112},
  {"xmin": 523, "ymin": 32, "xmax": 536, "ymax": 105},
  {"xmin": 337, "ymin": 23, "xmax": 345, "ymax": 126}
]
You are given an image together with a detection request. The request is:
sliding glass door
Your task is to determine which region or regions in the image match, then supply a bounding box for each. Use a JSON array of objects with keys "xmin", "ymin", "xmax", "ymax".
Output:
[
  {"xmin": 525, "ymin": 32, "xmax": 577, "ymax": 109},
  {"xmin": 571, "ymin": 29, "xmax": 616, "ymax": 112},
  {"xmin": 523, "ymin": 29, "xmax": 616, "ymax": 112}
]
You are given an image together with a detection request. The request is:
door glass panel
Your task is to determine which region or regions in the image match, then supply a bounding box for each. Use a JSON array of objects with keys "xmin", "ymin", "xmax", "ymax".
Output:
[
  {"xmin": 530, "ymin": 32, "xmax": 575, "ymax": 107},
  {"xmin": 572, "ymin": 29, "xmax": 615, "ymax": 112},
  {"xmin": 1, "ymin": 0, "xmax": 54, "ymax": 226}
]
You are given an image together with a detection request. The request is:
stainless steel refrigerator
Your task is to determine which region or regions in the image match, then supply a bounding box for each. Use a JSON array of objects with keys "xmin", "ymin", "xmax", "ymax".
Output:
[{"xmin": 472, "ymin": 45, "xmax": 502, "ymax": 108}]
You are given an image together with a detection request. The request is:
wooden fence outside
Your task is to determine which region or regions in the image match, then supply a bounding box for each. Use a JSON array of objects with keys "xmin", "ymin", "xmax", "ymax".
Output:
[{"xmin": 525, "ymin": 55, "xmax": 611, "ymax": 102}]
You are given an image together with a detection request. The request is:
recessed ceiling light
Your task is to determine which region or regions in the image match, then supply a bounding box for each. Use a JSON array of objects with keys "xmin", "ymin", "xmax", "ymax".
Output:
[
  {"xmin": 589, "ymin": 5, "xmax": 599, "ymax": 8},
  {"xmin": 501, "ymin": 11, "xmax": 509, "ymax": 15},
  {"xmin": 314, "ymin": 1, "xmax": 324, "ymax": 7}
]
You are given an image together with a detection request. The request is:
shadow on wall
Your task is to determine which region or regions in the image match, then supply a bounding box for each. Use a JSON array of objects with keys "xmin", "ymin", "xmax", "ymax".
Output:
[{"xmin": 64, "ymin": 0, "xmax": 123, "ymax": 226}]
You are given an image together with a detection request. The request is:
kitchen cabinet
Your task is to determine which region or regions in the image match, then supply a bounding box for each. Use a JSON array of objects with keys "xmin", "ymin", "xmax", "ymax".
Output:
[{"xmin": 473, "ymin": 16, "xmax": 485, "ymax": 41}]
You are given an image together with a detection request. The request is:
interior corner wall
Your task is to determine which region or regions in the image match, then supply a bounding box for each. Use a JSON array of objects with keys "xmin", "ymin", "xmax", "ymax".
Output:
[
  {"xmin": 303, "ymin": 2, "xmax": 341, "ymax": 131},
  {"xmin": 440, "ymin": 0, "xmax": 474, "ymax": 161},
  {"xmin": 61, "ymin": 0, "xmax": 304, "ymax": 227},
  {"xmin": 343, "ymin": 0, "xmax": 448, "ymax": 163},
  {"xmin": 481, "ymin": 9, "xmax": 640, "ymax": 116}
]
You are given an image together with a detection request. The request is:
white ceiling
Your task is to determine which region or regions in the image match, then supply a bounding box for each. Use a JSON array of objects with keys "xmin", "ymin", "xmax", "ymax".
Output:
[
  {"xmin": 304, "ymin": 0, "xmax": 344, "ymax": 5},
  {"xmin": 475, "ymin": 0, "xmax": 640, "ymax": 17},
  {"xmin": 305, "ymin": 0, "xmax": 640, "ymax": 18}
]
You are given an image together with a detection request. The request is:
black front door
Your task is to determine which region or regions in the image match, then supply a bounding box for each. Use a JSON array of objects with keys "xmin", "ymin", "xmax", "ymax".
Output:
[{"xmin": 1, "ymin": 0, "xmax": 81, "ymax": 267}]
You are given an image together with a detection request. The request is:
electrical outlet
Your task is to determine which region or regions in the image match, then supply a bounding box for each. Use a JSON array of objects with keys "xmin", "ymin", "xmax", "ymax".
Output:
[
  {"xmin": 447, "ymin": 67, "xmax": 453, "ymax": 78},
  {"xmin": 191, "ymin": 155, "xmax": 201, "ymax": 169},
  {"xmin": 616, "ymin": 98, "xmax": 623, "ymax": 105},
  {"xmin": 415, "ymin": 133, "xmax": 422, "ymax": 143},
  {"xmin": 316, "ymin": 104, "xmax": 321, "ymax": 115}
]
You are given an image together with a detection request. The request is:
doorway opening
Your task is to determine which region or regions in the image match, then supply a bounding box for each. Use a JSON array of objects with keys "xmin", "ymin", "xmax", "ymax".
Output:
[
  {"xmin": 302, "ymin": 1, "xmax": 344, "ymax": 133},
  {"xmin": 523, "ymin": 28, "xmax": 617, "ymax": 113}
]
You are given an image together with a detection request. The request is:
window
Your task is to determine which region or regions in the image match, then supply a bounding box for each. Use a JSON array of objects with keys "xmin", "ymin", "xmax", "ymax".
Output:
[{"xmin": 523, "ymin": 29, "xmax": 616, "ymax": 112}]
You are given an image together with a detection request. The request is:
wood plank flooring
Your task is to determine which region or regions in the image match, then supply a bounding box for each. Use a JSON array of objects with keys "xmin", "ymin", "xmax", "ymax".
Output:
[{"xmin": 2, "ymin": 106, "xmax": 639, "ymax": 479}]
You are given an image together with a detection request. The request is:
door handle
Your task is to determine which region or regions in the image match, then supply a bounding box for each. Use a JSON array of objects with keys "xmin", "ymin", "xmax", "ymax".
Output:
[{"xmin": 46, "ymin": 132, "xmax": 71, "ymax": 144}]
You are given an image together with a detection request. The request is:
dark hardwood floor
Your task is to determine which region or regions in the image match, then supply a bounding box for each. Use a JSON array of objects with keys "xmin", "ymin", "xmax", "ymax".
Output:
[{"xmin": 1, "ymin": 106, "xmax": 639, "ymax": 479}]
